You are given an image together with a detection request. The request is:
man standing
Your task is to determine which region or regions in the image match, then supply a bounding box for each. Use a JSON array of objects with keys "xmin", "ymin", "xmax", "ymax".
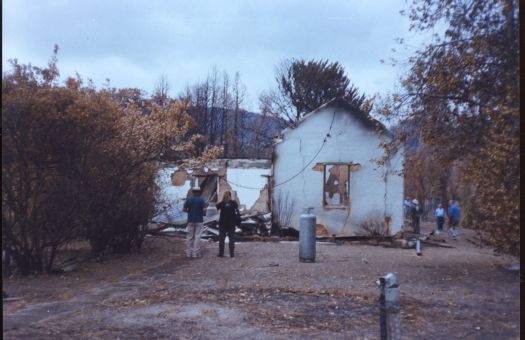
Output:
[
  {"xmin": 411, "ymin": 199, "xmax": 422, "ymax": 234},
  {"xmin": 447, "ymin": 200, "xmax": 461, "ymax": 240},
  {"xmin": 183, "ymin": 186, "xmax": 207, "ymax": 258}
]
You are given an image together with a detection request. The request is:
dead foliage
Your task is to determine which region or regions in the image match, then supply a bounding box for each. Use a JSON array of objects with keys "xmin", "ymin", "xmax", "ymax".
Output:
[
  {"xmin": 2, "ymin": 48, "xmax": 214, "ymax": 275},
  {"xmin": 359, "ymin": 219, "xmax": 389, "ymax": 237}
]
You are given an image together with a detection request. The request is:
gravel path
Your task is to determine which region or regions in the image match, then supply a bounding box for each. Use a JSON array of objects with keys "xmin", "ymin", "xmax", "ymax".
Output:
[{"xmin": 3, "ymin": 222, "xmax": 520, "ymax": 339}]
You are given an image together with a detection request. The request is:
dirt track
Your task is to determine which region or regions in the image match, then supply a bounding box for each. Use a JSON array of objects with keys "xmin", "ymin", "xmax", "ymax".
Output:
[{"xmin": 3, "ymin": 222, "xmax": 520, "ymax": 339}]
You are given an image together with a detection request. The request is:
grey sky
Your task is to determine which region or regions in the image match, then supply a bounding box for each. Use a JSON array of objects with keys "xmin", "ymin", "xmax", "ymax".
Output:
[{"xmin": 3, "ymin": 0, "xmax": 423, "ymax": 111}]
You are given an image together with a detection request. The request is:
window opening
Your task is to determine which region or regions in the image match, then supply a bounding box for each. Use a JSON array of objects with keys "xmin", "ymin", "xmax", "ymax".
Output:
[{"xmin": 323, "ymin": 164, "xmax": 350, "ymax": 208}]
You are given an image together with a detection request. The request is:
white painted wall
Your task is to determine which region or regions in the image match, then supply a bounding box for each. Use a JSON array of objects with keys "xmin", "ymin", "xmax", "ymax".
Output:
[
  {"xmin": 152, "ymin": 167, "xmax": 190, "ymax": 224},
  {"xmin": 226, "ymin": 168, "xmax": 270, "ymax": 210},
  {"xmin": 272, "ymin": 106, "xmax": 404, "ymax": 236}
]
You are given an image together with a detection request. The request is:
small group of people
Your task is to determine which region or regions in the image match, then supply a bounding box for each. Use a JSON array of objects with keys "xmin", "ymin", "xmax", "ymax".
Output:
[
  {"xmin": 182, "ymin": 187, "xmax": 240, "ymax": 258},
  {"xmin": 404, "ymin": 197, "xmax": 461, "ymax": 240}
]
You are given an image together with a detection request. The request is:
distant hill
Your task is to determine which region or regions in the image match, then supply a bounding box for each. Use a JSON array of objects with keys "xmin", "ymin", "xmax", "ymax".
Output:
[
  {"xmin": 240, "ymin": 110, "xmax": 286, "ymax": 146},
  {"xmin": 186, "ymin": 107, "xmax": 285, "ymax": 159},
  {"xmin": 207, "ymin": 108, "xmax": 286, "ymax": 159}
]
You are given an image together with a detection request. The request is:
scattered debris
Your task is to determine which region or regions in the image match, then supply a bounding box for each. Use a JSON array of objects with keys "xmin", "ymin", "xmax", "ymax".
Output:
[
  {"xmin": 279, "ymin": 227, "xmax": 299, "ymax": 238},
  {"xmin": 50, "ymin": 253, "xmax": 95, "ymax": 273},
  {"xmin": 203, "ymin": 227, "xmax": 219, "ymax": 236},
  {"xmin": 144, "ymin": 217, "xmax": 461, "ymax": 255},
  {"xmin": 392, "ymin": 230, "xmax": 404, "ymax": 240},
  {"xmin": 502, "ymin": 262, "xmax": 520, "ymax": 272},
  {"xmin": 316, "ymin": 224, "xmax": 330, "ymax": 237},
  {"xmin": 3, "ymin": 297, "xmax": 22, "ymax": 303},
  {"xmin": 420, "ymin": 240, "xmax": 455, "ymax": 249}
]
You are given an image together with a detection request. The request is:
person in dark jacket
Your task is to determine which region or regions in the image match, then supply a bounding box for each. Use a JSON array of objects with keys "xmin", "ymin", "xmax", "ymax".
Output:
[
  {"xmin": 411, "ymin": 198, "xmax": 423, "ymax": 234},
  {"xmin": 216, "ymin": 191, "xmax": 239, "ymax": 258}
]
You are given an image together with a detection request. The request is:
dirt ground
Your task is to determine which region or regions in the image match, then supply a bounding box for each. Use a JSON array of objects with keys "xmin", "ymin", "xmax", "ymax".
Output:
[{"xmin": 3, "ymin": 222, "xmax": 520, "ymax": 339}]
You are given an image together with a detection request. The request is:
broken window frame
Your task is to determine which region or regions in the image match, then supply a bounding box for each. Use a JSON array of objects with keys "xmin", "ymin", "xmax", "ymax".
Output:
[{"xmin": 322, "ymin": 163, "xmax": 352, "ymax": 210}]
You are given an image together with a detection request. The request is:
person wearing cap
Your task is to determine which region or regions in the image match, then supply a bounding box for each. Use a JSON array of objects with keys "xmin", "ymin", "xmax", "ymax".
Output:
[
  {"xmin": 410, "ymin": 198, "xmax": 422, "ymax": 234},
  {"xmin": 183, "ymin": 186, "xmax": 208, "ymax": 258}
]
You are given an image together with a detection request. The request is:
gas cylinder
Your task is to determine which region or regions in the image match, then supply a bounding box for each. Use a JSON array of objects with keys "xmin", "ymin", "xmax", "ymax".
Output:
[{"xmin": 299, "ymin": 207, "xmax": 316, "ymax": 262}]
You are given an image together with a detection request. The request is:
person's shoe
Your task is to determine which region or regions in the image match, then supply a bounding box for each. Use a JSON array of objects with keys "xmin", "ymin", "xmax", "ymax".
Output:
[
  {"xmin": 193, "ymin": 254, "xmax": 201, "ymax": 258},
  {"xmin": 230, "ymin": 254, "xmax": 234, "ymax": 258},
  {"xmin": 217, "ymin": 254, "xmax": 224, "ymax": 257}
]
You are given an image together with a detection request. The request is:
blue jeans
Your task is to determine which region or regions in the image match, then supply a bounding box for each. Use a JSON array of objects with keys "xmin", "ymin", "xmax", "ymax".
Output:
[{"xmin": 448, "ymin": 218, "xmax": 458, "ymax": 238}]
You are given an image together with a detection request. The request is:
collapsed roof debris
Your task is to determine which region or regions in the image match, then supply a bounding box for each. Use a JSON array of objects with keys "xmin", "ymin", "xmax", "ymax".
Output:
[{"xmin": 152, "ymin": 159, "xmax": 271, "ymax": 225}]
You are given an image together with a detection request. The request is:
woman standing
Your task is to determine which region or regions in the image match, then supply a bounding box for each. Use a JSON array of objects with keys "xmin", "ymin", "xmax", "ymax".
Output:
[{"xmin": 216, "ymin": 191, "xmax": 240, "ymax": 257}]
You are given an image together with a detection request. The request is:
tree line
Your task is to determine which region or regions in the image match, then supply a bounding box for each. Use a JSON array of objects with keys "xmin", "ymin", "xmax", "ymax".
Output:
[
  {"xmin": 178, "ymin": 68, "xmax": 277, "ymax": 159},
  {"xmin": 169, "ymin": 59, "xmax": 371, "ymax": 158}
]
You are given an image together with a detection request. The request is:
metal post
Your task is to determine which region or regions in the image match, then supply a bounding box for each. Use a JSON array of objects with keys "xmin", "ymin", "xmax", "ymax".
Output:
[
  {"xmin": 377, "ymin": 273, "xmax": 400, "ymax": 340},
  {"xmin": 416, "ymin": 240, "xmax": 421, "ymax": 256},
  {"xmin": 378, "ymin": 277, "xmax": 388, "ymax": 340}
]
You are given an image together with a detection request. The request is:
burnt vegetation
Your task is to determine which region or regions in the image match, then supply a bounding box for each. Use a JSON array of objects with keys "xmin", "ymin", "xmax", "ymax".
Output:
[
  {"xmin": 259, "ymin": 58, "xmax": 373, "ymax": 127},
  {"xmin": 1, "ymin": 51, "xmax": 283, "ymax": 275},
  {"xmin": 0, "ymin": 51, "xmax": 216, "ymax": 274},
  {"xmin": 377, "ymin": 0, "xmax": 519, "ymax": 255}
]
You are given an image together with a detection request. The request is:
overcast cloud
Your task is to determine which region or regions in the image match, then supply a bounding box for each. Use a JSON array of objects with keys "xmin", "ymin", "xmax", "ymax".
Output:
[{"xmin": 2, "ymin": 0, "xmax": 423, "ymax": 111}]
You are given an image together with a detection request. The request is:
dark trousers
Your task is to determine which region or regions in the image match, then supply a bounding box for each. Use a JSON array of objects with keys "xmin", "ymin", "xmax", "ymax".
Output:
[
  {"xmin": 412, "ymin": 216, "xmax": 420, "ymax": 234},
  {"xmin": 436, "ymin": 216, "xmax": 444, "ymax": 231},
  {"xmin": 218, "ymin": 224, "xmax": 235, "ymax": 257},
  {"xmin": 404, "ymin": 206, "xmax": 410, "ymax": 219}
]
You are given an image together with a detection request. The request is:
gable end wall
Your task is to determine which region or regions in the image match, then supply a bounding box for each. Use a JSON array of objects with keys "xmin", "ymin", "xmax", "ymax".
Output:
[{"xmin": 272, "ymin": 107, "xmax": 403, "ymax": 236}]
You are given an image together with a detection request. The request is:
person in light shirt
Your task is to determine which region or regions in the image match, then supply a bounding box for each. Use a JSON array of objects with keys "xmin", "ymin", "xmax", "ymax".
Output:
[{"xmin": 434, "ymin": 203, "xmax": 445, "ymax": 234}]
